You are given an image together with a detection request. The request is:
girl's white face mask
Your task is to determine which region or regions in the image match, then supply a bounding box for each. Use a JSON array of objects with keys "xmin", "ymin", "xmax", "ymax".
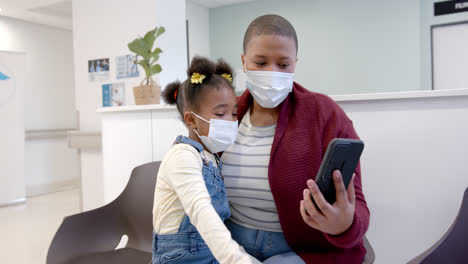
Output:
[
  {"xmin": 245, "ymin": 70, "xmax": 295, "ymax": 108},
  {"xmin": 192, "ymin": 112, "xmax": 238, "ymax": 153}
]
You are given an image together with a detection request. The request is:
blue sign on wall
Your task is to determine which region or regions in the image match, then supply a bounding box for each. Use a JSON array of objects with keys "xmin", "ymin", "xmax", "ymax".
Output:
[
  {"xmin": 102, "ymin": 84, "xmax": 112, "ymax": 107},
  {"xmin": 0, "ymin": 72, "xmax": 11, "ymax": 80}
]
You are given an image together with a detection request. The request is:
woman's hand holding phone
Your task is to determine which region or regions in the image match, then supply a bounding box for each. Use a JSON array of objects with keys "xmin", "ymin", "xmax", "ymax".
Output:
[{"xmin": 299, "ymin": 170, "xmax": 356, "ymax": 236}]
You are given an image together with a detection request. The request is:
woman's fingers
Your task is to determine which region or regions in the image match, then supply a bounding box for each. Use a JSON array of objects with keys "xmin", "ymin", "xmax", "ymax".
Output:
[
  {"xmin": 333, "ymin": 170, "xmax": 348, "ymax": 205},
  {"xmin": 306, "ymin": 180, "xmax": 332, "ymax": 215},
  {"xmin": 303, "ymin": 189, "xmax": 326, "ymax": 223},
  {"xmin": 300, "ymin": 200, "xmax": 320, "ymax": 228},
  {"xmin": 347, "ymin": 174, "xmax": 356, "ymax": 204}
]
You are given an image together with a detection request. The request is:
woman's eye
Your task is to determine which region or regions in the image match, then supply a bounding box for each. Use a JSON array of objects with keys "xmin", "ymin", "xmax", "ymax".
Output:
[
  {"xmin": 255, "ymin": 62, "xmax": 266, "ymax": 66},
  {"xmin": 232, "ymin": 113, "xmax": 237, "ymax": 117},
  {"xmin": 280, "ymin": 63, "xmax": 289, "ymax": 68},
  {"xmin": 215, "ymin": 113, "xmax": 224, "ymax": 117}
]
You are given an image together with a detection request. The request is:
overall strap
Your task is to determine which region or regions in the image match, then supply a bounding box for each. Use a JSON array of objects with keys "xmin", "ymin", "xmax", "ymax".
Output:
[
  {"xmin": 174, "ymin": 135, "xmax": 204, "ymax": 153},
  {"xmin": 213, "ymin": 153, "xmax": 222, "ymax": 169}
]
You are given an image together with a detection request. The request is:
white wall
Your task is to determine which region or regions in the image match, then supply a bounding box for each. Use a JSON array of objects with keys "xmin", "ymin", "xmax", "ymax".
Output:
[
  {"xmin": 209, "ymin": 0, "xmax": 422, "ymax": 95},
  {"xmin": 335, "ymin": 92, "xmax": 468, "ymax": 263},
  {"xmin": 0, "ymin": 16, "xmax": 76, "ymax": 130},
  {"xmin": 186, "ymin": 0, "xmax": 211, "ymax": 61},
  {"xmin": 24, "ymin": 137, "xmax": 80, "ymax": 196},
  {"xmin": 156, "ymin": 0, "xmax": 188, "ymax": 87},
  {"xmin": 0, "ymin": 16, "xmax": 79, "ymax": 196},
  {"xmin": 72, "ymin": 0, "xmax": 188, "ymax": 210},
  {"xmin": 0, "ymin": 51, "xmax": 25, "ymax": 206}
]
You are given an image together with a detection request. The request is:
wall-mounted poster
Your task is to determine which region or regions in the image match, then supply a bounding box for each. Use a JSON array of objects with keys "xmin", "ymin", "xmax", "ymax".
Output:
[
  {"xmin": 88, "ymin": 58, "xmax": 110, "ymax": 82},
  {"xmin": 102, "ymin": 82, "xmax": 125, "ymax": 107},
  {"xmin": 116, "ymin": 54, "xmax": 139, "ymax": 79}
]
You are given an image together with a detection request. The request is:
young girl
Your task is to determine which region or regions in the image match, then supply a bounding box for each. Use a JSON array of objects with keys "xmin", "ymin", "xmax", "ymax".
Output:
[{"xmin": 152, "ymin": 56, "xmax": 260, "ymax": 264}]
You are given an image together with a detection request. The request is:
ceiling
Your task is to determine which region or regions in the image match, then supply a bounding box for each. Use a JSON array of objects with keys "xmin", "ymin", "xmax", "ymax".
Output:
[
  {"xmin": 0, "ymin": 0, "xmax": 72, "ymax": 30},
  {"xmin": 0, "ymin": 0, "xmax": 256, "ymax": 30},
  {"xmin": 29, "ymin": 1, "xmax": 72, "ymax": 19}
]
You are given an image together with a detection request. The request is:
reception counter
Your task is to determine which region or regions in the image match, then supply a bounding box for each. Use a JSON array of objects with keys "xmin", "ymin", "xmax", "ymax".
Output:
[{"xmin": 97, "ymin": 104, "xmax": 187, "ymax": 204}]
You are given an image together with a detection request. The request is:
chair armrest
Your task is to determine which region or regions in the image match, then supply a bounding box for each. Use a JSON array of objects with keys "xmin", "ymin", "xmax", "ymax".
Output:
[
  {"xmin": 362, "ymin": 236, "xmax": 375, "ymax": 264},
  {"xmin": 46, "ymin": 203, "xmax": 126, "ymax": 264}
]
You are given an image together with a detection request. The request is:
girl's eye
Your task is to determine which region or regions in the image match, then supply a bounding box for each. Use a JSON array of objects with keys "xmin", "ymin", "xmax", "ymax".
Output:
[
  {"xmin": 255, "ymin": 62, "xmax": 266, "ymax": 66},
  {"xmin": 232, "ymin": 113, "xmax": 237, "ymax": 117},
  {"xmin": 280, "ymin": 63, "xmax": 289, "ymax": 68},
  {"xmin": 215, "ymin": 113, "xmax": 224, "ymax": 117}
]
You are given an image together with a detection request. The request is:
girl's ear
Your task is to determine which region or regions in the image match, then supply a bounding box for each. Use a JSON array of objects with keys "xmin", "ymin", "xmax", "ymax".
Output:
[{"xmin": 184, "ymin": 111, "xmax": 197, "ymax": 130}]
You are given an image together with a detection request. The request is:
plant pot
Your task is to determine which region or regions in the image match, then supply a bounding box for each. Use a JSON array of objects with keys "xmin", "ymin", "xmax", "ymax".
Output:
[{"xmin": 133, "ymin": 77, "xmax": 161, "ymax": 105}]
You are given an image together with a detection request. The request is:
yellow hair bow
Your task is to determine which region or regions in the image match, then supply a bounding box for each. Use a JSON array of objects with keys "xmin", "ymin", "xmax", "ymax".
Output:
[
  {"xmin": 191, "ymin": 72, "xmax": 206, "ymax": 84},
  {"xmin": 221, "ymin": 73, "xmax": 232, "ymax": 83}
]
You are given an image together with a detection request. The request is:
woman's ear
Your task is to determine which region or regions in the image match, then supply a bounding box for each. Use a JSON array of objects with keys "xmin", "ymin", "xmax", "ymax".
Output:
[
  {"xmin": 241, "ymin": 53, "xmax": 246, "ymax": 72},
  {"xmin": 184, "ymin": 111, "xmax": 196, "ymax": 130}
]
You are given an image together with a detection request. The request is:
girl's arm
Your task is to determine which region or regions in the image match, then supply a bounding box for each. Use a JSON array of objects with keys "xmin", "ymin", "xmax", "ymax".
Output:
[{"xmin": 165, "ymin": 145, "xmax": 260, "ymax": 264}]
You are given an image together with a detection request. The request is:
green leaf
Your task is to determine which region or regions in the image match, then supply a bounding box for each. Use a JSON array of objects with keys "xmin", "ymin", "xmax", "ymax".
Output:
[
  {"xmin": 128, "ymin": 38, "xmax": 151, "ymax": 60},
  {"xmin": 155, "ymin": 26, "xmax": 165, "ymax": 38},
  {"xmin": 128, "ymin": 26, "xmax": 165, "ymax": 77},
  {"xmin": 137, "ymin": 59, "xmax": 151, "ymax": 77},
  {"xmin": 149, "ymin": 64, "xmax": 162, "ymax": 76},
  {"xmin": 143, "ymin": 28, "xmax": 157, "ymax": 50},
  {"xmin": 150, "ymin": 54, "xmax": 159, "ymax": 64},
  {"xmin": 150, "ymin": 48, "xmax": 162, "ymax": 63}
]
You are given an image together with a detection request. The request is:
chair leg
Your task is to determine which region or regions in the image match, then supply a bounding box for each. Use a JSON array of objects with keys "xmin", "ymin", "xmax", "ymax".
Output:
[{"xmin": 362, "ymin": 236, "xmax": 375, "ymax": 264}]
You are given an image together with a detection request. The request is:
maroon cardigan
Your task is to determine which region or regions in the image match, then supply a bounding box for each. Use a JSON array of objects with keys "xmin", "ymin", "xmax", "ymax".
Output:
[{"xmin": 237, "ymin": 83, "xmax": 370, "ymax": 264}]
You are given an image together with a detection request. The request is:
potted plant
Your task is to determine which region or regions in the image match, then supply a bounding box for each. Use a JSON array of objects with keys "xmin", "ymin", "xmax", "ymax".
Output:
[{"xmin": 128, "ymin": 26, "xmax": 165, "ymax": 105}]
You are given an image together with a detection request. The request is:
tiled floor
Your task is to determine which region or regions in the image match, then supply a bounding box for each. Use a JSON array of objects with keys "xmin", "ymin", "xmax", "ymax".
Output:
[{"xmin": 0, "ymin": 188, "xmax": 81, "ymax": 264}]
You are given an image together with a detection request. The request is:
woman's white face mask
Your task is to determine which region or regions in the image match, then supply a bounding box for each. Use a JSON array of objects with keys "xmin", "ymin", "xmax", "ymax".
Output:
[
  {"xmin": 245, "ymin": 70, "xmax": 295, "ymax": 108},
  {"xmin": 192, "ymin": 112, "xmax": 238, "ymax": 153}
]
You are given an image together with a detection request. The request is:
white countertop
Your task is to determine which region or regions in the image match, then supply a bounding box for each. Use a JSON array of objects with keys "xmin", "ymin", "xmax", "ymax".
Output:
[
  {"xmin": 332, "ymin": 88, "xmax": 468, "ymax": 102},
  {"xmin": 97, "ymin": 104, "xmax": 177, "ymax": 113},
  {"xmin": 96, "ymin": 89, "xmax": 468, "ymax": 113}
]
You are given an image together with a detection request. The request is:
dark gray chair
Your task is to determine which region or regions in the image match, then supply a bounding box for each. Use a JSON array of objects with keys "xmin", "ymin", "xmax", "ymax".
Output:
[
  {"xmin": 363, "ymin": 236, "xmax": 375, "ymax": 264},
  {"xmin": 46, "ymin": 161, "xmax": 161, "ymax": 264},
  {"xmin": 407, "ymin": 186, "xmax": 468, "ymax": 264}
]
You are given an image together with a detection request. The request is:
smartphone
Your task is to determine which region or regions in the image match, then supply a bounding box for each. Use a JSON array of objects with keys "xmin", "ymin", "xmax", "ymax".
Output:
[{"xmin": 314, "ymin": 138, "xmax": 364, "ymax": 205}]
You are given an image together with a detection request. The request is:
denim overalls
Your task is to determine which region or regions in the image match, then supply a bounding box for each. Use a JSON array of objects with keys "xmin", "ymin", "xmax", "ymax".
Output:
[{"xmin": 152, "ymin": 136, "xmax": 231, "ymax": 264}]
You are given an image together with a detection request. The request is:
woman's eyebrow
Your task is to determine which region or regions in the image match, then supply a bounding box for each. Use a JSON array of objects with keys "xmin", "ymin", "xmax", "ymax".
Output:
[{"xmin": 254, "ymin": 55, "xmax": 291, "ymax": 60}]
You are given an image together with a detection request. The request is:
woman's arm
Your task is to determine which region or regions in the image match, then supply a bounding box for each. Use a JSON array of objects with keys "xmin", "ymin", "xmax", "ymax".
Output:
[
  {"xmin": 300, "ymin": 99, "xmax": 370, "ymax": 248},
  {"xmin": 323, "ymin": 119, "xmax": 370, "ymax": 248},
  {"xmin": 165, "ymin": 146, "xmax": 260, "ymax": 264}
]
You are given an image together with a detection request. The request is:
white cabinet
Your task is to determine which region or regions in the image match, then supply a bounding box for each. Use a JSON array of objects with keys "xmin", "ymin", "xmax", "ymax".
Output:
[
  {"xmin": 98, "ymin": 105, "xmax": 187, "ymax": 203},
  {"xmin": 151, "ymin": 109, "xmax": 188, "ymax": 162}
]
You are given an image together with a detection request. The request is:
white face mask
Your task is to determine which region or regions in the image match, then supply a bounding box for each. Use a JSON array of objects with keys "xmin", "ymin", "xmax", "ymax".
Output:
[
  {"xmin": 245, "ymin": 70, "xmax": 294, "ymax": 108},
  {"xmin": 192, "ymin": 112, "xmax": 238, "ymax": 153}
]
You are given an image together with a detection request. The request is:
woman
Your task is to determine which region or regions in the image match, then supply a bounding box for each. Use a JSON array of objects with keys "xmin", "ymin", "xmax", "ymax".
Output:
[{"xmin": 221, "ymin": 14, "xmax": 370, "ymax": 264}]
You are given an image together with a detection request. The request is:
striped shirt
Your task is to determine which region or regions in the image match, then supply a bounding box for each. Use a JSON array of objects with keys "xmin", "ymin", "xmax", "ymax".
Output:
[{"xmin": 221, "ymin": 110, "xmax": 282, "ymax": 232}]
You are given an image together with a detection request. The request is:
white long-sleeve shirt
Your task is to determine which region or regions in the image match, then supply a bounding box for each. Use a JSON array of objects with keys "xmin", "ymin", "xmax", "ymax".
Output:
[{"xmin": 153, "ymin": 143, "xmax": 260, "ymax": 264}]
